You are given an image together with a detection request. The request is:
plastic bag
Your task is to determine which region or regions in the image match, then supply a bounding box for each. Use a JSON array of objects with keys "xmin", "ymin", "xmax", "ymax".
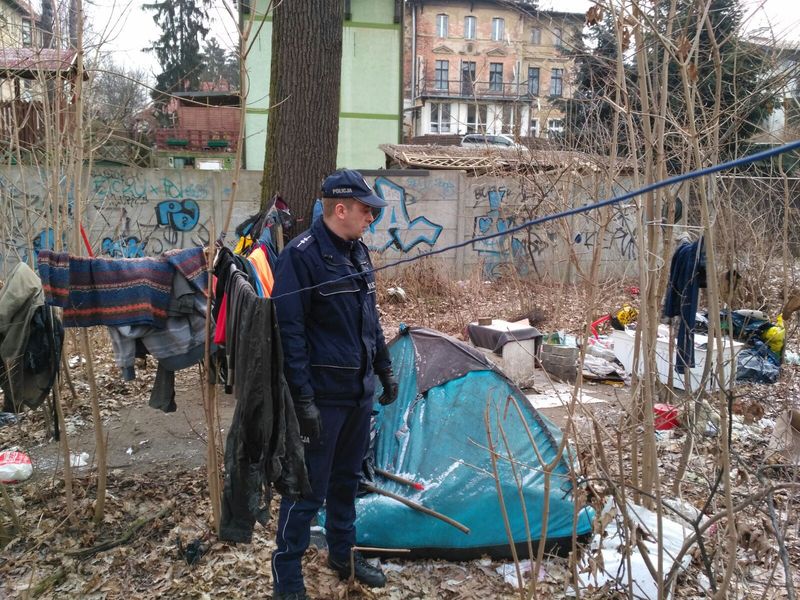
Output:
[
  {"xmin": 762, "ymin": 314, "xmax": 785, "ymax": 354},
  {"xmin": 0, "ymin": 449, "xmax": 33, "ymax": 483}
]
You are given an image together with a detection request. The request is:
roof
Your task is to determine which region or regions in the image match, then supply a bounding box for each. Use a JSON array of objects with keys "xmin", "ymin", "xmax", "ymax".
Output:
[
  {"xmin": 380, "ymin": 143, "xmax": 633, "ymax": 173},
  {"xmin": 407, "ymin": 0, "xmax": 585, "ymax": 21},
  {"xmin": 2, "ymin": 0, "xmax": 36, "ymax": 17},
  {"xmin": 0, "ymin": 48, "xmax": 79, "ymax": 79}
]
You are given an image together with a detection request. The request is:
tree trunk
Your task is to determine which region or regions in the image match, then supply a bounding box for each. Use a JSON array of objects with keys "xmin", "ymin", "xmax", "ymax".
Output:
[{"xmin": 260, "ymin": 0, "xmax": 343, "ymax": 237}]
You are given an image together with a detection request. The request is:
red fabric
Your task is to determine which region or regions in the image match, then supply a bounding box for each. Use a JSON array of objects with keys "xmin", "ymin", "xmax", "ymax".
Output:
[{"xmin": 214, "ymin": 293, "xmax": 228, "ymax": 345}]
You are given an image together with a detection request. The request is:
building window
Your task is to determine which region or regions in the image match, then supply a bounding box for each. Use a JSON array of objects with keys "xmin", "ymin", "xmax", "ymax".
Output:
[
  {"xmin": 530, "ymin": 27, "xmax": 541, "ymax": 45},
  {"xmin": 491, "ymin": 18, "xmax": 504, "ymax": 42},
  {"xmin": 22, "ymin": 18, "xmax": 32, "ymax": 47},
  {"xmin": 550, "ymin": 68, "xmax": 564, "ymax": 97},
  {"xmin": 436, "ymin": 14, "xmax": 448, "ymax": 38},
  {"xmin": 461, "ymin": 61, "xmax": 476, "ymax": 96},
  {"xmin": 530, "ymin": 118, "xmax": 540, "ymax": 138},
  {"xmin": 466, "ymin": 104, "xmax": 487, "ymax": 133},
  {"xmin": 554, "ymin": 27, "xmax": 563, "ymax": 48},
  {"xmin": 430, "ymin": 102, "xmax": 451, "ymax": 133},
  {"xmin": 489, "ymin": 63, "xmax": 503, "ymax": 92},
  {"xmin": 464, "ymin": 16, "xmax": 476, "ymax": 40},
  {"xmin": 547, "ymin": 118, "xmax": 564, "ymax": 138},
  {"xmin": 435, "ymin": 60, "xmax": 449, "ymax": 90},
  {"xmin": 527, "ymin": 67, "xmax": 540, "ymax": 96}
]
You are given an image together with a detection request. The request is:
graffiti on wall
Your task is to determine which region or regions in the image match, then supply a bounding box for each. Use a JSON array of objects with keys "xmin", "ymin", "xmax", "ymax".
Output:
[
  {"xmin": 90, "ymin": 171, "xmax": 212, "ymax": 258},
  {"xmin": 471, "ymin": 185, "xmax": 530, "ymax": 277},
  {"xmin": 365, "ymin": 176, "xmax": 443, "ymax": 252},
  {"xmin": 572, "ymin": 203, "xmax": 637, "ymax": 261},
  {"xmin": 0, "ymin": 174, "xmax": 59, "ymax": 270},
  {"xmin": 93, "ymin": 199, "xmax": 210, "ymax": 258},
  {"xmin": 90, "ymin": 170, "xmax": 212, "ymax": 206},
  {"xmin": 471, "ymin": 183, "xmax": 638, "ymax": 278}
]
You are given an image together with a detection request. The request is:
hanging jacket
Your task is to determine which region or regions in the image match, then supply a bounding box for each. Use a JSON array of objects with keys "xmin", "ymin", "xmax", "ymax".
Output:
[
  {"xmin": 219, "ymin": 271, "xmax": 311, "ymax": 543},
  {"xmin": 663, "ymin": 238, "xmax": 706, "ymax": 373},
  {"xmin": 1, "ymin": 263, "xmax": 43, "ymax": 411}
]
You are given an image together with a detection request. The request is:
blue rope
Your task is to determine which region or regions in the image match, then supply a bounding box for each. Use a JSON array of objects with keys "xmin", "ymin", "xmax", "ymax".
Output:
[{"xmin": 270, "ymin": 140, "xmax": 800, "ymax": 300}]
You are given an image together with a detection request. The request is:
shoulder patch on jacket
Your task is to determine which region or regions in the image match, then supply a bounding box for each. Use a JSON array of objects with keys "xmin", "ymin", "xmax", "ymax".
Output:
[{"xmin": 292, "ymin": 234, "xmax": 315, "ymax": 251}]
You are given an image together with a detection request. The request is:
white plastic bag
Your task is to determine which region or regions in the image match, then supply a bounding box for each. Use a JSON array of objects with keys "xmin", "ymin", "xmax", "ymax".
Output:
[{"xmin": 0, "ymin": 449, "xmax": 33, "ymax": 483}]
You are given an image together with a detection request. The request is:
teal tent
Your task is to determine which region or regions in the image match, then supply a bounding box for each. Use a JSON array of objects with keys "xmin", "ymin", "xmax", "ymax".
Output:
[{"xmin": 355, "ymin": 326, "xmax": 594, "ymax": 559}]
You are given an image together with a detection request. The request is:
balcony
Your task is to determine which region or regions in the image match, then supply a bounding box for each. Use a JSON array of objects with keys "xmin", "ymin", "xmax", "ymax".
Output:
[
  {"xmin": 418, "ymin": 78, "xmax": 533, "ymax": 101},
  {"xmin": 154, "ymin": 128, "xmax": 239, "ymax": 153}
]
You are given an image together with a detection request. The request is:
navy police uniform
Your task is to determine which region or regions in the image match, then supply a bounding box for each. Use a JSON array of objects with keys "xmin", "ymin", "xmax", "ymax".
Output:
[{"xmin": 271, "ymin": 179, "xmax": 392, "ymax": 597}]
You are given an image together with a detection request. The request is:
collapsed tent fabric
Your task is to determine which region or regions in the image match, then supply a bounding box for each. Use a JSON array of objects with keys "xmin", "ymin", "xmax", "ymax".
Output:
[{"xmin": 353, "ymin": 326, "xmax": 595, "ymax": 559}]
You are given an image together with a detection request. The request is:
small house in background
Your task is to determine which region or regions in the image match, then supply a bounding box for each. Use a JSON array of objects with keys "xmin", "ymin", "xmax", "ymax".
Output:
[
  {"xmin": 0, "ymin": 0, "xmax": 78, "ymax": 162},
  {"xmin": 151, "ymin": 83, "xmax": 241, "ymax": 170}
]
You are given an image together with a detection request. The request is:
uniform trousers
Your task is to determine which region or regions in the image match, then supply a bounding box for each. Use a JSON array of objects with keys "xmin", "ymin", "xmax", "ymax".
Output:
[{"xmin": 271, "ymin": 400, "xmax": 372, "ymax": 594}]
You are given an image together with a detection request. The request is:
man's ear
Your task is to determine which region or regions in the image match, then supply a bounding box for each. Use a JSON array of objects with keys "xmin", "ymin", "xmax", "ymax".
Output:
[{"xmin": 334, "ymin": 201, "xmax": 347, "ymax": 219}]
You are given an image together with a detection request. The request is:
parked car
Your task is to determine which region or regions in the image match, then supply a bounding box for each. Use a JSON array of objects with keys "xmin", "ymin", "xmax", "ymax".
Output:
[{"xmin": 460, "ymin": 133, "xmax": 527, "ymax": 150}]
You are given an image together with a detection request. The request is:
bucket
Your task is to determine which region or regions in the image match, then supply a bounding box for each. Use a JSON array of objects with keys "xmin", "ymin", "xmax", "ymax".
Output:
[{"xmin": 654, "ymin": 403, "xmax": 679, "ymax": 430}]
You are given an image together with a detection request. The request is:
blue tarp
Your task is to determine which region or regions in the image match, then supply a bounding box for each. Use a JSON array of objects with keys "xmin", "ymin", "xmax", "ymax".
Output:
[{"xmin": 351, "ymin": 326, "xmax": 595, "ymax": 559}]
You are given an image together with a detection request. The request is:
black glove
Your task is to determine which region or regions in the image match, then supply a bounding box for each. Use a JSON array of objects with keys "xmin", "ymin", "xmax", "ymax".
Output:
[
  {"xmin": 295, "ymin": 396, "xmax": 322, "ymax": 442},
  {"xmin": 377, "ymin": 369, "xmax": 399, "ymax": 406}
]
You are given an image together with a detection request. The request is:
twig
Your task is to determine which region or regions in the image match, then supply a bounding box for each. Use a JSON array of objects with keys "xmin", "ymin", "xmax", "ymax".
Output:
[
  {"xmin": 0, "ymin": 480, "xmax": 22, "ymax": 534},
  {"xmin": 30, "ymin": 567, "xmax": 65, "ymax": 598},
  {"xmin": 59, "ymin": 351, "xmax": 78, "ymax": 407},
  {"xmin": 360, "ymin": 483, "xmax": 469, "ymax": 534},
  {"xmin": 63, "ymin": 504, "xmax": 171, "ymax": 559}
]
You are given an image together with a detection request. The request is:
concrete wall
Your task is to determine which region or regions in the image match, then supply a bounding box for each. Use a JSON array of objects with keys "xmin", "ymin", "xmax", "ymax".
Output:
[
  {"xmin": 360, "ymin": 169, "xmax": 639, "ymax": 280},
  {"xmin": 0, "ymin": 167, "xmax": 261, "ymax": 276},
  {"xmin": 0, "ymin": 166, "xmax": 639, "ymax": 281}
]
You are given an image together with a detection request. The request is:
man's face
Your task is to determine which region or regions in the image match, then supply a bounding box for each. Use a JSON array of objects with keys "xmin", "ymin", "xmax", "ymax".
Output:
[{"xmin": 339, "ymin": 199, "xmax": 375, "ymax": 240}]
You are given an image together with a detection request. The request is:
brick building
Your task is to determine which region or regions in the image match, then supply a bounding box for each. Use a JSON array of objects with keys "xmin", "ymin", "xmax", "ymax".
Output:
[
  {"xmin": 151, "ymin": 89, "xmax": 241, "ymax": 170},
  {"xmin": 405, "ymin": 0, "xmax": 583, "ymax": 141}
]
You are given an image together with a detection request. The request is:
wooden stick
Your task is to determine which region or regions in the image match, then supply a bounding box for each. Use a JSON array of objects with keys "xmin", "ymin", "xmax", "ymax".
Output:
[
  {"xmin": 375, "ymin": 468, "xmax": 424, "ymax": 490},
  {"xmin": 360, "ymin": 482, "xmax": 470, "ymax": 534},
  {"xmin": 31, "ymin": 567, "xmax": 66, "ymax": 598},
  {"xmin": 64, "ymin": 504, "xmax": 171, "ymax": 559}
]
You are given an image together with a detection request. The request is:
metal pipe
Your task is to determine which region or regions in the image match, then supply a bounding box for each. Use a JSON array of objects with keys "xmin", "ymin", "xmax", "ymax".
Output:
[{"xmin": 410, "ymin": 3, "xmax": 417, "ymax": 136}]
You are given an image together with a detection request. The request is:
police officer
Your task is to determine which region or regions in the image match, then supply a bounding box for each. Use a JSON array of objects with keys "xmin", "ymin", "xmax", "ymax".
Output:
[{"xmin": 271, "ymin": 169, "xmax": 399, "ymax": 600}]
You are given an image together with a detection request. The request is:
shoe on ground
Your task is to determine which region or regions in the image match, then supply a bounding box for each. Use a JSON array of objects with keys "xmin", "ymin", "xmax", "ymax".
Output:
[
  {"xmin": 328, "ymin": 551, "xmax": 387, "ymax": 588},
  {"xmin": 272, "ymin": 591, "xmax": 309, "ymax": 600}
]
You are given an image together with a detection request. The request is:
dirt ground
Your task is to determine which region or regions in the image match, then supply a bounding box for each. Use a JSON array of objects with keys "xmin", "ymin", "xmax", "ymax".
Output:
[{"xmin": 1, "ymin": 273, "xmax": 799, "ymax": 599}]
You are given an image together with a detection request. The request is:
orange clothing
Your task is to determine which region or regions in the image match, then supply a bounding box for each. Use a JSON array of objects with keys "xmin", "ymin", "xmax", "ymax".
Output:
[{"xmin": 247, "ymin": 246, "xmax": 274, "ymax": 297}]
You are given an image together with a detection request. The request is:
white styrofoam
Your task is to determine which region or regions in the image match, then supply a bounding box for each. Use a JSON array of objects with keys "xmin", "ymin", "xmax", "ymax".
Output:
[{"xmin": 610, "ymin": 326, "xmax": 742, "ymax": 391}]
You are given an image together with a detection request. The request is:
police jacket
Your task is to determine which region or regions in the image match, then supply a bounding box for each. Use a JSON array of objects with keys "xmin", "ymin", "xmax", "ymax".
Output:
[{"xmin": 273, "ymin": 217, "xmax": 391, "ymax": 406}]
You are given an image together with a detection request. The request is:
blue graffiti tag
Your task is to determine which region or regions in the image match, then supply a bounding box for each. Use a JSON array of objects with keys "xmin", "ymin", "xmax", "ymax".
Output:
[
  {"xmin": 472, "ymin": 187, "xmax": 528, "ymax": 277},
  {"xmin": 101, "ymin": 237, "xmax": 147, "ymax": 258},
  {"xmin": 366, "ymin": 177, "xmax": 443, "ymax": 252},
  {"xmin": 155, "ymin": 199, "xmax": 200, "ymax": 232}
]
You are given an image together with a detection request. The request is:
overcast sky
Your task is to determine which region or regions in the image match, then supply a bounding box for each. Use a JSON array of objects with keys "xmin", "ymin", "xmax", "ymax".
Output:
[
  {"xmin": 84, "ymin": 0, "xmax": 239, "ymax": 79},
  {"xmin": 80, "ymin": 0, "xmax": 800, "ymax": 80}
]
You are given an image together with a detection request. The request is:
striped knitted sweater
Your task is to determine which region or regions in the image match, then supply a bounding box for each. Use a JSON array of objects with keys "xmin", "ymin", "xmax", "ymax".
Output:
[{"xmin": 38, "ymin": 247, "xmax": 207, "ymax": 328}]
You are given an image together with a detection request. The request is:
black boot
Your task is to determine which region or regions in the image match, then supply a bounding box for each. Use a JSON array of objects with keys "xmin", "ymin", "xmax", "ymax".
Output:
[{"xmin": 327, "ymin": 551, "xmax": 387, "ymax": 588}]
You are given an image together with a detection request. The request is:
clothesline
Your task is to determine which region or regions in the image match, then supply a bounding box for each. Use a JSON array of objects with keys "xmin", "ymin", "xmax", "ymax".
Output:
[
  {"xmin": 43, "ymin": 138, "xmax": 800, "ymax": 305},
  {"xmin": 268, "ymin": 139, "xmax": 800, "ymax": 300}
]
